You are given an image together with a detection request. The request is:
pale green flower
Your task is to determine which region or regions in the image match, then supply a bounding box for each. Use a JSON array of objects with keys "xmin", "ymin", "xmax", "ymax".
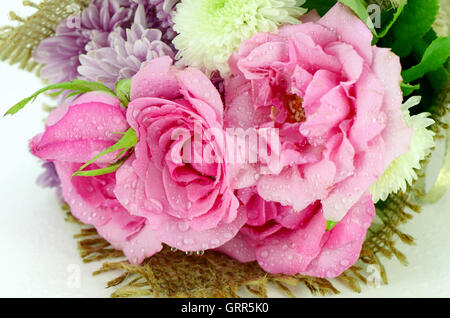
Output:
[
  {"xmin": 172, "ymin": 0, "xmax": 307, "ymax": 76},
  {"xmin": 371, "ymin": 96, "xmax": 436, "ymax": 202}
]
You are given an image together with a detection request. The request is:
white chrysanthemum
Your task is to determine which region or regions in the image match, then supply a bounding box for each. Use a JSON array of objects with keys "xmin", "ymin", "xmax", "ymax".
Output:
[
  {"xmin": 172, "ymin": 0, "xmax": 307, "ymax": 75},
  {"xmin": 371, "ymin": 96, "xmax": 436, "ymax": 202}
]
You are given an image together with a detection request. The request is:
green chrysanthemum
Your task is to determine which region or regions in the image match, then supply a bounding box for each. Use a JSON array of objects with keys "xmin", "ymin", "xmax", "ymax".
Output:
[
  {"xmin": 172, "ymin": 0, "xmax": 307, "ymax": 76},
  {"xmin": 371, "ymin": 96, "xmax": 436, "ymax": 202}
]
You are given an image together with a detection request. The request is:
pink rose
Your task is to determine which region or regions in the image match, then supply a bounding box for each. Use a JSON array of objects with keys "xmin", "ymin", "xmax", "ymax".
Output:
[
  {"xmin": 31, "ymin": 92, "xmax": 162, "ymax": 264},
  {"xmin": 114, "ymin": 56, "xmax": 246, "ymax": 253},
  {"xmin": 224, "ymin": 4, "xmax": 412, "ymax": 223},
  {"xmin": 217, "ymin": 188, "xmax": 375, "ymax": 277}
]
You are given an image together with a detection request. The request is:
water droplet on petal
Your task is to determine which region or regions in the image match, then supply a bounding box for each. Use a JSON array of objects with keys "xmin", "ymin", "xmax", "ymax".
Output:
[
  {"xmin": 177, "ymin": 221, "xmax": 189, "ymax": 232},
  {"xmin": 340, "ymin": 259, "xmax": 350, "ymax": 267},
  {"xmin": 183, "ymin": 238, "xmax": 194, "ymax": 245}
]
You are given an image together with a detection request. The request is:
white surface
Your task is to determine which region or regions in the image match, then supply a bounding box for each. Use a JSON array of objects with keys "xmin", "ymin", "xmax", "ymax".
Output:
[{"xmin": 0, "ymin": 1, "xmax": 449, "ymax": 298}]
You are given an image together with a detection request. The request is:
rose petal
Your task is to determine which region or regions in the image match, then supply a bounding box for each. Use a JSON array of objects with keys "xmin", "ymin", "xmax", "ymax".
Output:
[
  {"xmin": 255, "ymin": 207, "xmax": 326, "ymax": 275},
  {"xmin": 279, "ymin": 23, "xmax": 337, "ymax": 47},
  {"xmin": 372, "ymin": 47, "xmax": 413, "ymax": 170},
  {"xmin": 130, "ymin": 56, "xmax": 180, "ymax": 101},
  {"xmin": 31, "ymin": 102, "xmax": 128, "ymax": 163},
  {"xmin": 325, "ymin": 42, "xmax": 364, "ymax": 83},
  {"xmin": 115, "ymin": 157, "xmax": 245, "ymax": 252},
  {"xmin": 176, "ymin": 67, "xmax": 224, "ymax": 122},
  {"xmin": 288, "ymin": 31, "xmax": 341, "ymax": 74},
  {"xmin": 215, "ymin": 232, "xmax": 257, "ymax": 263},
  {"xmin": 258, "ymin": 158, "xmax": 336, "ymax": 212},
  {"xmin": 302, "ymin": 195, "xmax": 375, "ymax": 277},
  {"xmin": 349, "ymin": 66, "xmax": 386, "ymax": 152},
  {"xmin": 55, "ymin": 161, "xmax": 162, "ymax": 264},
  {"xmin": 46, "ymin": 92, "xmax": 120, "ymax": 126},
  {"xmin": 322, "ymin": 136, "xmax": 384, "ymax": 221},
  {"xmin": 319, "ymin": 3, "xmax": 373, "ymax": 63}
]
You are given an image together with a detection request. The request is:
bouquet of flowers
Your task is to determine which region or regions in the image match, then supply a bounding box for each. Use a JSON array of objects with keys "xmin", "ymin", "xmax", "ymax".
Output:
[{"xmin": 1, "ymin": 0, "xmax": 448, "ymax": 297}]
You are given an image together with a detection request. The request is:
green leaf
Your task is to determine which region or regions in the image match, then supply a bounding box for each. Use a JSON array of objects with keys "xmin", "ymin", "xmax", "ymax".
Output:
[
  {"xmin": 423, "ymin": 28, "xmax": 438, "ymax": 45},
  {"xmin": 72, "ymin": 160, "xmax": 125, "ymax": 177},
  {"xmin": 402, "ymin": 36, "xmax": 450, "ymax": 83},
  {"xmin": 426, "ymin": 67, "xmax": 449, "ymax": 94},
  {"xmin": 48, "ymin": 90, "xmax": 65, "ymax": 98},
  {"xmin": 68, "ymin": 79, "xmax": 115, "ymax": 95},
  {"xmin": 303, "ymin": 0, "xmax": 337, "ymax": 16},
  {"xmin": 66, "ymin": 91, "xmax": 83, "ymax": 99},
  {"xmin": 115, "ymin": 78, "xmax": 132, "ymax": 108},
  {"xmin": 409, "ymin": 35, "xmax": 449, "ymax": 99},
  {"xmin": 339, "ymin": 0, "xmax": 378, "ymax": 39},
  {"xmin": 326, "ymin": 221, "xmax": 338, "ymax": 231},
  {"xmin": 377, "ymin": 3, "xmax": 405, "ymax": 38},
  {"xmin": 383, "ymin": 0, "xmax": 439, "ymax": 57},
  {"xmin": 4, "ymin": 79, "xmax": 115, "ymax": 116},
  {"xmin": 401, "ymin": 82, "xmax": 420, "ymax": 96},
  {"xmin": 72, "ymin": 128, "xmax": 138, "ymax": 177}
]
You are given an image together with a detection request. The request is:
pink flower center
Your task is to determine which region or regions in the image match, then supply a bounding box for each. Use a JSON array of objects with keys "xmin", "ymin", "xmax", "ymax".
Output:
[
  {"xmin": 285, "ymin": 94, "xmax": 306, "ymax": 123},
  {"xmin": 271, "ymin": 94, "xmax": 306, "ymax": 124}
]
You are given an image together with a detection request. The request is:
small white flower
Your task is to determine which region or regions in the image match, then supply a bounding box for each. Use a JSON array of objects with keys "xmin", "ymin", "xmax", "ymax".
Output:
[
  {"xmin": 172, "ymin": 0, "xmax": 307, "ymax": 76},
  {"xmin": 371, "ymin": 96, "xmax": 436, "ymax": 202}
]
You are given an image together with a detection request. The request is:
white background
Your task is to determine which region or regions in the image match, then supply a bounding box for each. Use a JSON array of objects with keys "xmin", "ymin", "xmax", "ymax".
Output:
[{"xmin": 0, "ymin": 1, "xmax": 449, "ymax": 298}]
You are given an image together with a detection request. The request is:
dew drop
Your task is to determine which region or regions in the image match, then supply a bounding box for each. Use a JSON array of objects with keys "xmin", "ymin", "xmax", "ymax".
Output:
[
  {"xmin": 196, "ymin": 250, "xmax": 205, "ymax": 256},
  {"xmin": 177, "ymin": 221, "xmax": 190, "ymax": 232},
  {"xmin": 210, "ymin": 239, "xmax": 220, "ymax": 246},
  {"xmin": 183, "ymin": 238, "xmax": 194, "ymax": 245},
  {"xmin": 340, "ymin": 259, "xmax": 350, "ymax": 267},
  {"xmin": 146, "ymin": 199, "xmax": 163, "ymax": 212}
]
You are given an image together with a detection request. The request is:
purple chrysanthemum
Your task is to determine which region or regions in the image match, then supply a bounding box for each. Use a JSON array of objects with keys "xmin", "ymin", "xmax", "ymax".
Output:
[
  {"xmin": 33, "ymin": 0, "xmax": 178, "ymax": 85},
  {"xmin": 137, "ymin": 0, "xmax": 179, "ymax": 42},
  {"xmin": 36, "ymin": 162, "xmax": 63, "ymax": 203},
  {"xmin": 36, "ymin": 162, "xmax": 60, "ymax": 188},
  {"xmin": 78, "ymin": 5, "xmax": 175, "ymax": 89},
  {"xmin": 34, "ymin": 0, "xmax": 135, "ymax": 84}
]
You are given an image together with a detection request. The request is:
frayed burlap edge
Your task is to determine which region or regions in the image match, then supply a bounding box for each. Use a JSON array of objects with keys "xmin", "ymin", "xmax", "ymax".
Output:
[
  {"xmin": 3, "ymin": 0, "xmax": 450, "ymax": 298},
  {"xmin": 0, "ymin": 0, "xmax": 91, "ymax": 72}
]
